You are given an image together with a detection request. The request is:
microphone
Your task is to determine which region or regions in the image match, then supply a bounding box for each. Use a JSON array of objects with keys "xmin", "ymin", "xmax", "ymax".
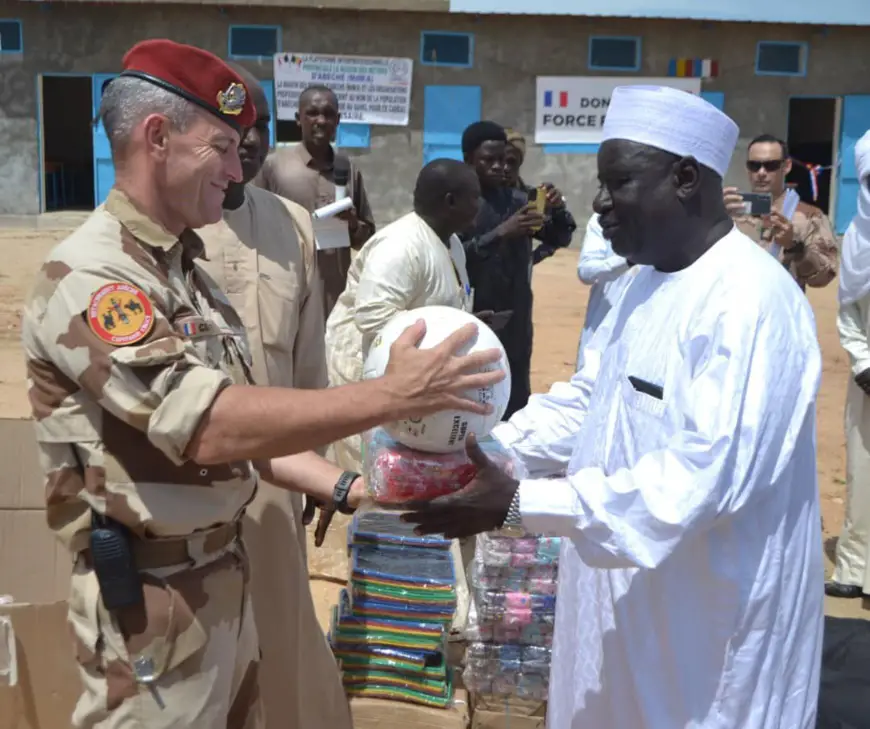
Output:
[{"xmin": 333, "ymin": 154, "xmax": 351, "ymax": 202}]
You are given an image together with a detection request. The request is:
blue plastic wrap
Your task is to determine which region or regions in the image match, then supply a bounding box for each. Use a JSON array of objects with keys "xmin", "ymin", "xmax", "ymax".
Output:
[{"xmin": 348, "ymin": 511, "xmax": 451, "ymax": 550}]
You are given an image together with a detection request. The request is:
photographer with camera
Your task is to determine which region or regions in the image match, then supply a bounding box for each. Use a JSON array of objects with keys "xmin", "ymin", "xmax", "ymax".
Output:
[{"xmin": 724, "ymin": 133, "xmax": 837, "ymax": 291}]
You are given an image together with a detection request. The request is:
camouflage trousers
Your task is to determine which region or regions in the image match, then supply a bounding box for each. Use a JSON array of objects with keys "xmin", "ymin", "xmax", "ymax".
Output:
[{"xmin": 67, "ymin": 530, "xmax": 263, "ymax": 729}]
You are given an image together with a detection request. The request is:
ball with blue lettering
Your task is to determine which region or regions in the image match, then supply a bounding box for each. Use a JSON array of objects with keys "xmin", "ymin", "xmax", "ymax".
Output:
[{"xmin": 363, "ymin": 305, "xmax": 512, "ymax": 453}]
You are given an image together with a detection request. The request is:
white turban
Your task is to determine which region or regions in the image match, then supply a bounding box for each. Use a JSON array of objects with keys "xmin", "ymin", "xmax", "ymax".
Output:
[
  {"xmin": 601, "ymin": 85, "xmax": 739, "ymax": 178},
  {"xmin": 838, "ymin": 130, "xmax": 870, "ymax": 306}
]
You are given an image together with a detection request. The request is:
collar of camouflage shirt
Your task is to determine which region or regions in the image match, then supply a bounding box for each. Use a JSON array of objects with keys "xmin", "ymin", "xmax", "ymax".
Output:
[{"xmin": 104, "ymin": 189, "xmax": 205, "ymax": 258}]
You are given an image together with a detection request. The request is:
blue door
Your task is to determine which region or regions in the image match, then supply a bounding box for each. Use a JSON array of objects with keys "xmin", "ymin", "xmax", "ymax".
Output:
[
  {"xmin": 260, "ymin": 78, "xmax": 276, "ymax": 149},
  {"xmin": 836, "ymin": 95, "xmax": 870, "ymax": 234},
  {"xmin": 92, "ymin": 74, "xmax": 117, "ymax": 207},
  {"xmin": 423, "ymin": 85, "xmax": 482, "ymax": 165},
  {"xmin": 700, "ymin": 91, "xmax": 725, "ymax": 111}
]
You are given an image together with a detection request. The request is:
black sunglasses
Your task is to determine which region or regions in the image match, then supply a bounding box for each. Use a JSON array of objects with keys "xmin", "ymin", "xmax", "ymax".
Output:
[{"xmin": 746, "ymin": 160, "xmax": 785, "ymax": 173}]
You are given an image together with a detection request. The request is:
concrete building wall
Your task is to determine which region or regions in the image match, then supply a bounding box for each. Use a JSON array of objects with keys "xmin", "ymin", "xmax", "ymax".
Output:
[{"xmin": 1, "ymin": 2, "xmax": 868, "ymax": 228}]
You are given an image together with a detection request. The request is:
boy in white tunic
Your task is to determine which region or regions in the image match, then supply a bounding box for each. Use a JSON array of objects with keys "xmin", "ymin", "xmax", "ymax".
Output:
[
  {"xmin": 405, "ymin": 86, "xmax": 824, "ymax": 729},
  {"xmin": 828, "ymin": 128, "xmax": 870, "ymax": 600},
  {"xmin": 326, "ymin": 159, "xmax": 481, "ymax": 472}
]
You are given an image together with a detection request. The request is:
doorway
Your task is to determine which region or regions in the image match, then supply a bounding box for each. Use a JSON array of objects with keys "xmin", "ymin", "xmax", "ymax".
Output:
[
  {"xmin": 786, "ymin": 97, "xmax": 838, "ymax": 216},
  {"xmin": 40, "ymin": 74, "xmax": 95, "ymax": 211}
]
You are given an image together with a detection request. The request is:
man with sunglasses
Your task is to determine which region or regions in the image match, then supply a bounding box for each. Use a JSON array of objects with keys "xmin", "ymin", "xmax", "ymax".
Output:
[{"xmin": 724, "ymin": 134, "xmax": 837, "ymax": 291}]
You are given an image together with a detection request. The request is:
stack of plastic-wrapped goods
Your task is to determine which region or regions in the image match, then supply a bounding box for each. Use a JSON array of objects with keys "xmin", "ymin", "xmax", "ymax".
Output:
[
  {"xmin": 328, "ymin": 511, "xmax": 457, "ymax": 708},
  {"xmin": 462, "ymin": 530, "xmax": 560, "ymax": 701},
  {"xmin": 327, "ymin": 427, "xmax": 517, "ymax": 709}
]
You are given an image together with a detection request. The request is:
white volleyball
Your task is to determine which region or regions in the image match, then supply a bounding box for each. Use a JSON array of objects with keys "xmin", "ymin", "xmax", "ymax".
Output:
[{"xmin": 363, "ymin": 306, "xmax": 512, "ymax": 453}]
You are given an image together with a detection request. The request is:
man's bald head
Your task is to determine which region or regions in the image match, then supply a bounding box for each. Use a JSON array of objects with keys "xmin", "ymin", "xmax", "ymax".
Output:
[
  {"xmin": 414, "ymin": 158, "xmax": 481, "ymax": 238},
  {"xmin": 299, "ymin": 84, "xmax": 338, "ymax": 111}
]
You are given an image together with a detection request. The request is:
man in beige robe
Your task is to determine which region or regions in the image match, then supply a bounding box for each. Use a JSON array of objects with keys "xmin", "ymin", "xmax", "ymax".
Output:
[
  {"xmin": 255, "ymin": 84, "xmax": 375, "ymax": 320},
  {"xmin": 197, "ymin": 66, "xmax": 352, "ymax": 729}
]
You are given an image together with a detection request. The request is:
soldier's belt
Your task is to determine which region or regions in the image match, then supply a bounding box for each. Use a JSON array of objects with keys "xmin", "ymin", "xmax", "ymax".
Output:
[{"xmin": 81, "ymin": 521, "xmax": 240, "ymax": 571}]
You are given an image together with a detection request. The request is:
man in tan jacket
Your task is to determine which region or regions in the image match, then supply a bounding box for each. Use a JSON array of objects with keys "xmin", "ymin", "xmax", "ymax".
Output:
[
  {"xmin": 197, "ymin": 65, "xmax": 351, "ymax": 729},
  {"xmin": 724, "ymin": 133, "xmax": 838, "ymax": 291}
]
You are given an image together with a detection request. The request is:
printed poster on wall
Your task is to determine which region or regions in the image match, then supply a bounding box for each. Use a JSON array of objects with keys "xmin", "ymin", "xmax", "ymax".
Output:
[
  {"xmin": 274, "ymin": 53, "xmax": 413, "ymax": 126},
  {"xmin": 535, "ymin": 77, "xmax": 702, "ymax": 145}
]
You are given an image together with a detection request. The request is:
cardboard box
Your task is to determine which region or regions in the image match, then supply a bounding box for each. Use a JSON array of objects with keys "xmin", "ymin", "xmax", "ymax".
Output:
[
  {"xmin": 351, "ymin": 687, "xmax": 469, "ymax": 729},
  {"xmin": 472, "ymin": 694, "xmax": 547, "ymax": 717},
  {"xmin": 0, "ymin": 601, "xmax": 79, "ymax": 729},
  {"xmin": 0, "ymin": 419, "xmax": 71, "ymax": 605},
  {"xmin": 471, "ymin": 709, "xmax": 546, "ymax": 729}
]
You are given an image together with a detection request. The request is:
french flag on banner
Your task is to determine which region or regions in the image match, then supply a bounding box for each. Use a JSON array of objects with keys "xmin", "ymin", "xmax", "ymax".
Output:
[{"xmin": 544, "ymin": 90, "xmax": 569, "ymax": 108}]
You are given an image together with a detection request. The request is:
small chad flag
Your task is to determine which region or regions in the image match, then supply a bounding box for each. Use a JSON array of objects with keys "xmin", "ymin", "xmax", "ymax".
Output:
[
  {"xmin": 544, "ymin": 90, "xmax": 569, "ymax": 108},
  {"xmin": 668, "ymin": 58, "xmax": 719, "ymax": 78}
]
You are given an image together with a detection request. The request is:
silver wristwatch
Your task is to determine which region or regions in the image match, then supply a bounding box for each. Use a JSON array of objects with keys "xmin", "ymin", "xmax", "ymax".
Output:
[{"xmin": 498, "ymin": 488, "xmax": 524, "ymax": 538}]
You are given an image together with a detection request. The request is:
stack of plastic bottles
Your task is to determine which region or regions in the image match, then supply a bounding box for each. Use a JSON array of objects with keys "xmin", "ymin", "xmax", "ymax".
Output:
[
  {"xmin": 327, "ymin": 511, "xmax": 457, "ymax": 708},
  {"xmin": 462, "ymin": 531, "xmax": 560, "ymax": 700}
]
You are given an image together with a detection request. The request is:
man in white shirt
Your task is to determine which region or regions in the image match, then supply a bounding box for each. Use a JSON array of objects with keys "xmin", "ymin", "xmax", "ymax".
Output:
[
  {"xmin": 827, "ymin": 129, "xmax": 870, "ymax": 600},
  {"xmin": 575, "ymin": 213, "xmax": 635, "ymax": 370},
  {"xmin": 405, "ymin": 86, "xmax": 824, "ymax": 729}
]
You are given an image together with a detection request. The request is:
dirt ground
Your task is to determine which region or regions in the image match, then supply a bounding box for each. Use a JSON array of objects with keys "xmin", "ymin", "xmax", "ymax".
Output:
[{"xmin": 0, "ymin": 215, "xmax": 865, "ymax": 620}]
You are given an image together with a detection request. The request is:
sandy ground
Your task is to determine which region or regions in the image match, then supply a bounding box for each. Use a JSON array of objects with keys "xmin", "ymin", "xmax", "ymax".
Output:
[{"xmin": 0, "ymin": 215, "xmax": 865, "ymax": 621}]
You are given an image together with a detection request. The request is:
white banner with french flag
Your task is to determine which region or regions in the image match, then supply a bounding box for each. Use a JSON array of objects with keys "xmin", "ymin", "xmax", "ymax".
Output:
[{"xmin": 535, "ymin": 76, "xmax": 701, "ymax": 145}]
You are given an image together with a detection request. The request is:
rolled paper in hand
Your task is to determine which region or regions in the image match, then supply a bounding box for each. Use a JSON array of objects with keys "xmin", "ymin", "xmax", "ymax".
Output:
[{"xmin": 313, "ymin": 196, "xmax": 353, "ymax": 219}]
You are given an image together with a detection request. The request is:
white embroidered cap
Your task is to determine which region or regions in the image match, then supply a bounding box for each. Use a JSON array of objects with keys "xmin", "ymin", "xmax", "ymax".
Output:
[{"xmin": 602, "ymin": 85, "xmax": 740, "ymax": 178}]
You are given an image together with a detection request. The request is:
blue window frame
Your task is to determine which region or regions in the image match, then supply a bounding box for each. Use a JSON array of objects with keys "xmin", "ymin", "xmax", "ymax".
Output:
[
  {"xmin": 755, "ymin": 41, "xmax": 807, "ymax": 77},
  {"xmin": 420, "ymin": 31, "xmax": 474, "ymax": 68},
  {"xmin": 0, "ymin": 19, "xmax": 23, "ymax": 53},
  {"xmin": 228, "ymin": 25, "xmax": 280, "ymax": 60},
  {"xmin": 588, "ymin": 36, "xmax": 641, "ymax": 72}
]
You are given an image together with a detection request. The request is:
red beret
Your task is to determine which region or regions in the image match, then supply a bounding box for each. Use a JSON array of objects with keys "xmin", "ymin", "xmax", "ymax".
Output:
[{"xmin": 120, "ymin": 39, "xmax": 256, "ymax": 132}]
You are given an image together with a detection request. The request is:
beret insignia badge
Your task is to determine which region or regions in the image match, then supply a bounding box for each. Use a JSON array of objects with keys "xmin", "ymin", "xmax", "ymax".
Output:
[{"xmin": 217, "ymin": 82, "xmax": 246, "ymax": 116}]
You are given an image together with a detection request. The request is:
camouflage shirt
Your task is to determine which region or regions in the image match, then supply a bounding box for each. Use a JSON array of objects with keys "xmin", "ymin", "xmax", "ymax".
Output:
[
  {"xmin": 733, "ymin": 196, "xmax": 838, "ymax": 291},
  {"xmin": 22, "ymin": 190, "xmax": 258, "ymax": 554}
]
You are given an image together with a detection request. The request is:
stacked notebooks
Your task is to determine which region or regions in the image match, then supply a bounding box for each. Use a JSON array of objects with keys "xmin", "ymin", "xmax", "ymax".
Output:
[{"xmin": 328, "ymin": 512, "xmax": 457, "ymax": 708}]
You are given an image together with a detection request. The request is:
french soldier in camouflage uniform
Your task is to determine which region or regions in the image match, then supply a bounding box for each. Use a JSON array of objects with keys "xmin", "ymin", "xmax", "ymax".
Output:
[{"xmin": 21, "ymin": 39, "xmax": 504, "ymax": 729}]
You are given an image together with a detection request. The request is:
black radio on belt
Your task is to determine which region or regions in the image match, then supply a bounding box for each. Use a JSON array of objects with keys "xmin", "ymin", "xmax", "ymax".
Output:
[{"xmin": 89, "ymin": 512, "xmax": 145, "ymax": 611}]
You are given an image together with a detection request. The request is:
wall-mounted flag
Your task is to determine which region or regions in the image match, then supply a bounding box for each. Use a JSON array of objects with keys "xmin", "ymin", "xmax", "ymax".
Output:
[{"xmin": 668, "ymin": 59, "xmax": 719, "ymax": 78}]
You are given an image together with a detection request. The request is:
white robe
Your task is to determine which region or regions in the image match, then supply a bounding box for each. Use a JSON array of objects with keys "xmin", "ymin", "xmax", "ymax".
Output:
[
  {"xmin": 493, "ymin": 228, "xmax": 824, "ymax": 729},
  {"xmin": 576, "ymin": 214, "xmax": 634, "ymax": 370},
  {"xmin": 834, "ymin": 293, "xmax": 870, "ymax": 592},
  {"xmin": 832, "ymin": 129, "xmax": 870, "ymax": 592},
  {"xmin": 325, "ymin": 210, "xmax": 472, "ymax": 472},
  {"xmin": 324, "ymin": 212, "xmax": 475, "ymax": 630}
]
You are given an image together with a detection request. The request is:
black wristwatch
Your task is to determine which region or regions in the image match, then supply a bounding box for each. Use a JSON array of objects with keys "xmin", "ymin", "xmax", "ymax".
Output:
[{"xmin": 332, "ymin": 470, "xmax": 361, "ymax": 515}]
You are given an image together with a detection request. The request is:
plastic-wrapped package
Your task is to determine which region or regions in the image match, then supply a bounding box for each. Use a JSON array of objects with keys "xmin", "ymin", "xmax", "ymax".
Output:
[
  {"xmin": 329, "ymin": 538, "xmax": 460, "ymax": 708},
  {"xmin": 330, "ymin": 588, "xmax": 446, "ymax": 654},
  {"xmin": 343, "ymin": 670, "xmax": 455, "ymax": 709},
  {"xmin": 333, "ymin": 644, "xmax": 442, "ymax": 675},
  {"xmin": 463, "ymin": 530, "xmax": 560, "ymax": 701},
  {"xmin": 361, "ymin": 427, "xmax": 514, "ymax": 508},
  {"xmin": 349, "ymin": 511, "xmax": 452, "ymax": 550},
  {"xmin": 462, "ymin": 642, "xmax": 551, "ymax": 700}
]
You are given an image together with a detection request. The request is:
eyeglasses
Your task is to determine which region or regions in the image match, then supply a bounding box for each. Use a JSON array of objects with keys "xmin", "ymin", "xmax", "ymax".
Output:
[{"xmin": 746, "ymin": 160, "xmax": 785, "ymax": 173}]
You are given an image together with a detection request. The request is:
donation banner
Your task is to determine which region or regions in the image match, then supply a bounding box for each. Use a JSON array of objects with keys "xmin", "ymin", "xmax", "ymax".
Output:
[
  {"xmin": 535, "ymin": 76, "xmax": 702, "ymax": 144},
  {"xmin": 274, "ymin": 53, "xmax": 414, "ymax": 126}
]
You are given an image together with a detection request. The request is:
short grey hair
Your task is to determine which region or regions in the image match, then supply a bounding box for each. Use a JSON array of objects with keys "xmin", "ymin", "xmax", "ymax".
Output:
[{"xmin": 98, "ymin": 76, "xmax": 196, "ymax": 158}]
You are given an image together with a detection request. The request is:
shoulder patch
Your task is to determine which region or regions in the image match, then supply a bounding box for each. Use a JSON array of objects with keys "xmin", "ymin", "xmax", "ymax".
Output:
[{"xmin": 87, "ymin": 282, "xmax": 155, "ymax": 347}]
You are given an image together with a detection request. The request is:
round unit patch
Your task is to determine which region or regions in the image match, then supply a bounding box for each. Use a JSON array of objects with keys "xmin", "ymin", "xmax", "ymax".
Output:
[{"xmin": 87, "ymin": 282, "xmax": 155, "ymax": 346}]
